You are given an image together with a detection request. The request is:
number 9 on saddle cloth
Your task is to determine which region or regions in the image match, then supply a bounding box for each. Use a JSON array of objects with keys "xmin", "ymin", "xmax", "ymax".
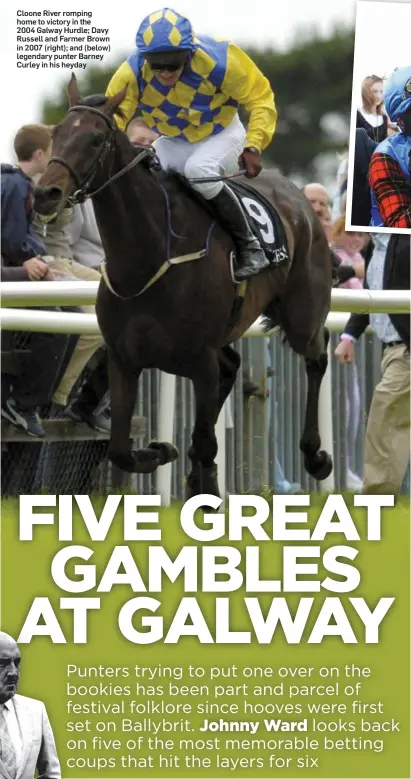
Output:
[{"xmin": 229, "ymin": 180, "xmax": 289, "ymax": 267}]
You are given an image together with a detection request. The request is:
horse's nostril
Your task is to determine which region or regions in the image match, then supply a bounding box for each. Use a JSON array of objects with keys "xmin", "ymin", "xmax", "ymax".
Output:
[
  {"xmin": 34, "ymin": 185, "xmax": 64, "ymax": 214},
  {"xmin": 48, "ymin": 187, "xmax": 63, "ymax": 200},
  {"xmin": 35, "ymin": 185, "xmax": 62, "ymax": 201}
]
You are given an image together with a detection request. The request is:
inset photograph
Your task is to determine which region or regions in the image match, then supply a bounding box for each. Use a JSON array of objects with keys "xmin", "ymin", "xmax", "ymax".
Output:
[
  {"xmin": 346, "ymin": 0, "xmax": 411, "ymax": 233},
  {"xmin": 0, "ymin": 631, "xmax": 61, "ymax": 779}
]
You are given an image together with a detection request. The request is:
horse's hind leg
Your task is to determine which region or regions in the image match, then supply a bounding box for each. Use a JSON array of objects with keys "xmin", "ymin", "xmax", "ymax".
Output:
[
  {"xmin": 278, "ymin": 219, "xmax": 333, "ymax": 482},
  {"xmin": 300, "ymin": 327, "xmax": 333, "ymax": 481},
  {"xmin": 186, "ymin": 345, "xmax": 241, "ymax": 500},
  {"xmin": 186, "ymin": 347, "xmax": 226, "ymax": 499},
  {"xmin": 217, "ymin": 344, "xmax": 241, "ymax": 412},
  {"xmin": 107, "ymin": 350, "xmax": 178, "ymax": 474}
]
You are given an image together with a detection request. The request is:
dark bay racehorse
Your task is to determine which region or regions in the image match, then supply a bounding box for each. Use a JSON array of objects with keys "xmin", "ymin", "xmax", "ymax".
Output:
[{"xmin": 35, "ymin": 75, "xmax": 333, "ymax": 497}]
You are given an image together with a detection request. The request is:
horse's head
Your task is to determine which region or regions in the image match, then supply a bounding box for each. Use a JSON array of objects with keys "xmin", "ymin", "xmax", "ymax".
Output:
[{"xmin": 34, "ymin": 74, "xmax": 127, "ymax": 219}]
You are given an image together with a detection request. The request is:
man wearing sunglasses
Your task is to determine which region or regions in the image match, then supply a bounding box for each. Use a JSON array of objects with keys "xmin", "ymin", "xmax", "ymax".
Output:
[
  {"xmin": 369, "ymin": 66, "xmax": 411, "ymax": 229},
  {"xmin": 106, "ymin": 8, "xmax": 277, "ymax": 279}
]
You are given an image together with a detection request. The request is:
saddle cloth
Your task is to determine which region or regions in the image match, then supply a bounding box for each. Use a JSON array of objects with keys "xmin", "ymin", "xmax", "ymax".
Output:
[
  {"xmin": 227, "ymin": 179, "xmax": 290, "ymax": 270},
  {"xmin": 159, "ymin": 170, "xmax": 290, "ymax": 280}
]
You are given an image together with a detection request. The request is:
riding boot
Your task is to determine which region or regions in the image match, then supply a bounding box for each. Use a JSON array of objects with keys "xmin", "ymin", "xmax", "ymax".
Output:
[{"xmin": 210, "ymin": 185, "xmax": 270, "ymax": 279}]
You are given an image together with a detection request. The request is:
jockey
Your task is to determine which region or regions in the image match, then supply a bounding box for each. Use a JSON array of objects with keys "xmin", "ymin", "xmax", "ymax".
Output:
[
  {"xmin": 106, "ymin": 8, "xmax": 277, "ymax": 279},
  {"xmin": 369, "ymin": 65, "xmax": 411, "ymax": 228}
]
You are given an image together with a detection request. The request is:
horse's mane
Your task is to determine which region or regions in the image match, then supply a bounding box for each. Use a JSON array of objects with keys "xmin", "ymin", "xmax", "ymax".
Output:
[{"xmin": 78, "ymin": 94, "xmax": 126, "ymax": 122}]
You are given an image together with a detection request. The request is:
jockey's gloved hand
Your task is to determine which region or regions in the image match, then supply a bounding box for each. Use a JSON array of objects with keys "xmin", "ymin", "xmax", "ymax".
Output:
[{"xmin": 239, "ymin": 147, "xmax": 262, "ymax": 178}]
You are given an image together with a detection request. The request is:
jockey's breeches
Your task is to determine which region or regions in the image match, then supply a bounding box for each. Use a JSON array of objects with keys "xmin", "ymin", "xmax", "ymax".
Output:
[{"xmin": 152, "ymin": 115, "xmax": 246, "ymax": 199}]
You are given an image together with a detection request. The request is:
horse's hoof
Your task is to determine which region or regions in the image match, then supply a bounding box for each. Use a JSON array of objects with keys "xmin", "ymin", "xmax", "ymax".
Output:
[
  {"xmin": 148, "ymin": 440, "xmax": 179, "ymax": 465},
  {"xmin": 305, "ymin": 450, "xmax": 333, "ymax": 481},
  {"xmin": 109, "ymin": 449, "xmax": 160, "ymax": 474},
  {"xmin": 109, "ymin": 452, "xmax": 137, "ymax": 473},
  {"xmin": 185, "ymin": 465, "xmax": 220, "ymax": 499}
]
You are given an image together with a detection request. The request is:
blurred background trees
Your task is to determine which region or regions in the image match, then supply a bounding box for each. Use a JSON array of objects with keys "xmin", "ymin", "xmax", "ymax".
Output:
[{"xmin": 41, "ymin": 27, "xmax": 354, "ymax": 186}]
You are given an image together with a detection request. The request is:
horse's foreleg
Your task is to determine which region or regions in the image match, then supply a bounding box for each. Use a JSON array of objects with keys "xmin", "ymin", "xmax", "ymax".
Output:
[
  {"xmin": 107, "ymin": 351, "xmax": 179, "ymax": 474},
  {"xmin": 107, "ymin": 350, "xmax": 142, "ymax": 472},
  {"xmin": 299, "ymin": 327, "xmax": 333, "ymax": 481},
  {"xmin": 186, "ymin": 348, "xmax": 221, "ymax": 498}
]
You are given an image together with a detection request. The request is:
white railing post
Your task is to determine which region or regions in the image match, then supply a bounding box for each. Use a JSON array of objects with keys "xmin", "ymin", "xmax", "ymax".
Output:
[
  {"xmin": 318, "ymin": 339, "xmax": 335, "ymax": 492},
  {"xmin": 215, "ymin": 402, "xmax": 227, "ymax": 500},
  {"xmin": 155, "ymin": 372, "xmax": 176, "ymax": 506}
]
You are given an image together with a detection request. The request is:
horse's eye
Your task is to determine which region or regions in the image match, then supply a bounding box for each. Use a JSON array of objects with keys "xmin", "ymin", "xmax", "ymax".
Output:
[{"xmin": 91, "ymin": 134, "xmax": 104, "ymax": 149}]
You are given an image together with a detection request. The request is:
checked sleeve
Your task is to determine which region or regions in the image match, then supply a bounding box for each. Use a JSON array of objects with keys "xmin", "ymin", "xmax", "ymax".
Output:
[{"xmin": 369, "ymin": 152, "xmax": 411, "ymax": 229}]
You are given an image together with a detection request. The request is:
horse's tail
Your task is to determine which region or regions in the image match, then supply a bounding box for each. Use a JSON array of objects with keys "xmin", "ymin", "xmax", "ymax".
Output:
[
  {"xmin": 261, "ymin": 299, "xmax": 279, "ymax": 333},
  {"xmin": 261, "ymin": 299, "xmax": 288, "ymax": 344}
]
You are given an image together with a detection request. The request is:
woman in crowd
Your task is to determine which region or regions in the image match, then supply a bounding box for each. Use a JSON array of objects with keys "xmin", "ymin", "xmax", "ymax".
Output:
[
  {"xmin": 356, "ymin": 75, "xmax": 389, "ymax": 143},
  {"xmin": 331, "ymin": 218, "xmax": 366, "ymax": 290}
]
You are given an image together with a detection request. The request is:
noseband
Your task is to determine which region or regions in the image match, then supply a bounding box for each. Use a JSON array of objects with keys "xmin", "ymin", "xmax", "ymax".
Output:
[{"xmin": 48, "ymin": 104, "xmax": 156, "ymax": 205}]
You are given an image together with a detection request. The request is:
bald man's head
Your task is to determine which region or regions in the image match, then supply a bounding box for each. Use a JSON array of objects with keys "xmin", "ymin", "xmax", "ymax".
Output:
[
  {"xmin": 303, "ymin": 183, "xmax": 330, "ymax": 216},
  {"xmin": 0, "ymin": 633, "xmax": 20, "ymax": 703}
]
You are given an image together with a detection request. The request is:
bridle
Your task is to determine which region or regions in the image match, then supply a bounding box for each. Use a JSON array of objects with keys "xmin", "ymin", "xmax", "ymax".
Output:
[
  {"xmin": 48, "ymin": 104, "xmax": 157, "ymax": 205},
  {"xmin": 48, "ymin": 104, "xmax": 246, "ymax": 207}
]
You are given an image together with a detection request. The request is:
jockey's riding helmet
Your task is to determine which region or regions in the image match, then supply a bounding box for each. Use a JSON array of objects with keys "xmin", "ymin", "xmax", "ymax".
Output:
[
  {"xmin": 136, "ymin": 8, "xmax": 195, "ymax": 70},
  {"xmin": 383, "ymin": 66, "xmax": 411, "ymax": 124}
]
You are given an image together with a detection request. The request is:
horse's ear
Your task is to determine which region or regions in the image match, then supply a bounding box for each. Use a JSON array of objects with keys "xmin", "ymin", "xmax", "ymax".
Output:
[
  {"xmin": 104, "ymin": 86, "xmax": 128, "ymax": 116},
  {"xmin": 67, "ymin": 73, "xmax": 81, "ymax": 107}
]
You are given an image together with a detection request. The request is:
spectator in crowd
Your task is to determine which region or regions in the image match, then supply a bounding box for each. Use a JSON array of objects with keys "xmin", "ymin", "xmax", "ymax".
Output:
[
  {"xmin": 303, "ymin": 183, "xmax": 362, "ymax": 287},
  {"xmin": 331, "ymin": 217, "xmax": 366, "ymax": 289},
  {"xmin": 356, "ymin": 75, "xmax": 389, "ymax": 144},
  {"xmin": 32, "ymin": 200, "xmax": 109, "ymax": 432},
  {"xmin": 303, "ymin": 182, "xmax": 329, "ymax": 217},
  {"xmin": 369, "ymin": 66, "xmax": 411, "ymax": 228},
  {"xmin": 1, "ymin": 127, "xmax": 72, "ymax": 436},
  {"xmin": 127, "ymin": 117, "xmax": 159, "ymax": 146},
  {"xmin": 67, "ymin": 201, "xmax": 105, "ymax": 272},
  {"xmin": 61, "ymin": 200, "xmax": 113, "ymax": 429},
  {"xmin": 334, "ymin": 233, "xmax": 410, "ymax": 495}
]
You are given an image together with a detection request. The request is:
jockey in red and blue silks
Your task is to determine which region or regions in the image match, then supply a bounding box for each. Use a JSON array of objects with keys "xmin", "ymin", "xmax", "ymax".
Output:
[
  {"xmin": 106, "ymin": 8, "xmax": 278, "ymax": 279},
  {"xmin": 369, "ymin": 66, "xmax": 411, "ymax": 229}
]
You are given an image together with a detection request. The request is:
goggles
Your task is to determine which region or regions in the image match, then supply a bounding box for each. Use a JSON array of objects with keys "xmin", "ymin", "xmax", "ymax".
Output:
[
  {"xmin": 149, "ymin": 62, "xmax": 184, "ymax": 72},
  {"xmin": 145, "ymin": 50, "xmax": 190, "ymax": 73}
]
